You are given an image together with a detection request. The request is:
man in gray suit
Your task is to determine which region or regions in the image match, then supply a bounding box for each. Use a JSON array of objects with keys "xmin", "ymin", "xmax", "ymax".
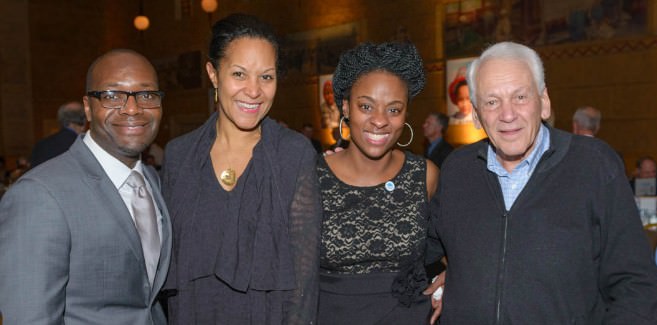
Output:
[{"xmin": 0, "ymin": 49, "xmax": 171, "ymax": 324}]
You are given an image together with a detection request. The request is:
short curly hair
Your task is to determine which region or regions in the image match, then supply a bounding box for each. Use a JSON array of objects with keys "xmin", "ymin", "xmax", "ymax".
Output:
[{"xmin": 332, "ymin": 42, "xmax": 426, "ymax": 116}]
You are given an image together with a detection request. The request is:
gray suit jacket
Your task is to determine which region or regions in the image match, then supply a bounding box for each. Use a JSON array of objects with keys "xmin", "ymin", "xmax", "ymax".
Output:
[{"xmin": 0, "ymin": 138, "xmax": 172, "ymax": 325}]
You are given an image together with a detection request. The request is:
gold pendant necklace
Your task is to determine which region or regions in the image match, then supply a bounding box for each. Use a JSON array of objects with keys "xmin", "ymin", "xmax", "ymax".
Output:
[{"xmin": 220, "ymin": 168, "xmax": 236, "ymax": 186}]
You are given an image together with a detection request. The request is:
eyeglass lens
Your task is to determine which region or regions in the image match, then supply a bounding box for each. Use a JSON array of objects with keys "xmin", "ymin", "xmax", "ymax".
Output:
[{"xmin": 98, "ymin": 91, "xmax": 162, "ymax": 109}]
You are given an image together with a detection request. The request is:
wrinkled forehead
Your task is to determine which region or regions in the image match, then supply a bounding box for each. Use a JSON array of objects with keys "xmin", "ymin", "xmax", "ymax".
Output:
[{"xmin": 476, "ymin": 58, "xmax": 535, "ymax": 94}]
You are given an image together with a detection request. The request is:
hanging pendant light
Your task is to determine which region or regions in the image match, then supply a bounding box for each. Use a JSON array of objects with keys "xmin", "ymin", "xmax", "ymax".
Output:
[
  {"xmin": 201, "ymin": 0, "xmax": 218, "ymax": 13},
  {"xmin": 201, "ymin": 0, "xmax": 218, "ymax": 27},
  {"xmin": 134, "ymin": 0, "xmax": 150, "ymax": 31}
]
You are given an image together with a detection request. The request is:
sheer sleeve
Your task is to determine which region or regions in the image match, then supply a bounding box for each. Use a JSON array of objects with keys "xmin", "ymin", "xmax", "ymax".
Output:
[
  {"xmin": 284, "ymin": 148, "xmax": 321, "ymax": 325},
  {"xmin": 426, "ymin": 186, "xmax": 445, "ymax": 265}
]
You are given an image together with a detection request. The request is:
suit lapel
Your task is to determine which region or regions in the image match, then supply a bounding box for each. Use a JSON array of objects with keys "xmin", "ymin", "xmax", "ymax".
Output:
[{"xmin": 69, "ymin": 139, "xmax": 146, "ymax": 268}]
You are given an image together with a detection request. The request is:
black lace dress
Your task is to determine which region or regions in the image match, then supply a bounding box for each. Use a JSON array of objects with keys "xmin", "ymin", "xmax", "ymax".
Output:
[{"xmin": 317, "ymin": 152, "xmax": 431, "ymax": 324}]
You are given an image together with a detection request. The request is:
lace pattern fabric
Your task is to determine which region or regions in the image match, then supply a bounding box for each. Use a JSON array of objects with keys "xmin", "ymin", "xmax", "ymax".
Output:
[{"xmin": 318, "ymin": 152, "xmax": 428, "ymax": 275}]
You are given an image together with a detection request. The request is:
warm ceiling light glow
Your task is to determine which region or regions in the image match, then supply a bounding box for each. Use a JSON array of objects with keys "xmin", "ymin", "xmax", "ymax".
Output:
[
  {"xmin": 201, "ymin": 0, "xmax": 218, "ymax": 13},
  {"xmin": 134, "ymin": 15, "xmax": 150, "ymax": 31}
]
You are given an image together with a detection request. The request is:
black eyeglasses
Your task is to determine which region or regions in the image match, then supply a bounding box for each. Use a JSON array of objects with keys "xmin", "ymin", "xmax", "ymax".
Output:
[{"xmin": 86, "ymin": 90, "xmax": 164, "ymax": 109}]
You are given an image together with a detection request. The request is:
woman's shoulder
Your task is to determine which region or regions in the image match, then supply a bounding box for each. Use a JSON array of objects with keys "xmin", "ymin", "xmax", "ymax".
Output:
[
  {"xmin": 166, "ymin": 130, "xmax": 197, "ymax": 152},
  {"xmin": 402, "ymin": 151, "xmax": 427, "ymax": 172},
  {"xmin": 165, "ymin": 115, "xmax": 216, "ymax": 153}
]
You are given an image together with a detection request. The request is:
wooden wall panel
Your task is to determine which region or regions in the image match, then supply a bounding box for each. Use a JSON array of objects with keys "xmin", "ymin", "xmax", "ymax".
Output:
[{"xmin": 0, "ymin": 0, "xmax": 655, "ymax": 179}]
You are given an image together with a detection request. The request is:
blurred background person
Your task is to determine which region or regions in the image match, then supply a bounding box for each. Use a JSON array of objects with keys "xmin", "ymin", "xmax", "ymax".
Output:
[
  {"xmin": 30, "ymin": 101, "xmax": 87, "ymax": 167},
  {"xmin": 317, "ymin": 42, "xmax": 440, "ymax": 324},
  {"xmin": 635, "ymin": 156, "xmax": 657, "ymax": 179},
  {"xmin": 161, "ymin": 13, "xmax": 321, "ymax": 325},
  {"xmin": 301, "ymin": 122, "xmax": 323, "ymax": 154},
  {"xmin": 143, "ymin": 142, "xmax": 164, "ymax": 170},
  {"xmin": 572, "ymin": 105, "xmax": 601, "ymax": 137},
  {"xmin": 422, "ymin": 112, "xmax": 453, "ymax": 169},
  {"xmin": 630, "ymin": 156, "xmax": 657, "ymax": 195},
  {"xmin": 7, "ymin": 155, "xmax": 30, "ymax": 185}
]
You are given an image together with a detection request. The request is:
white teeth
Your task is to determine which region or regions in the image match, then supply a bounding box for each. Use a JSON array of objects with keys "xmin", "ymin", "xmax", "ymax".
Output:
[
  {"xmin": 366, "ymin": 133, "xmax": 388, "ymax": 141},
  {"xmin": 239, "ymin": 102, "xmax": 259, "ymax": 109}
]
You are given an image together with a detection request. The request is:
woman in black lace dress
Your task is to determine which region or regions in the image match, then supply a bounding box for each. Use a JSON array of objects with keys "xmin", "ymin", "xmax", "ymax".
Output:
[{"xmin": 317, "ymin": 42, "xmax": 440, "ymax": 324}]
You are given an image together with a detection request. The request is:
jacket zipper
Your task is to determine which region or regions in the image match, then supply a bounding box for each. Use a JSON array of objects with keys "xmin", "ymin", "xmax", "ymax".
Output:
[
  {"xmin": 490, "ymin": 131, "xmax": 554, "ymax": 324},
  {"xmin": 495, "ymin": 211, "xmax": 510, "ymax": 324}
]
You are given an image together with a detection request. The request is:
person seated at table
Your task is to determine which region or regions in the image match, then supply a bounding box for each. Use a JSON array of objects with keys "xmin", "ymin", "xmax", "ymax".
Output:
[{"xmin": 630, "ymin": 156, "xmax": 657, "ymax": 195}]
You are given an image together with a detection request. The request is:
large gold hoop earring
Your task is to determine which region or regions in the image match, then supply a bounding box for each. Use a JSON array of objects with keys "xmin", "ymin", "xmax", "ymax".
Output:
[
  {"xmin": 338, "ymin": 116, "xmax": 349, "ymax": 141},
  {"xmin": 214, "ymin": 88, "xmax": 219, "ymax": 103},
  {"xmin": 397, "ymin": 122, "xmax": 414, "ymax": 147}
]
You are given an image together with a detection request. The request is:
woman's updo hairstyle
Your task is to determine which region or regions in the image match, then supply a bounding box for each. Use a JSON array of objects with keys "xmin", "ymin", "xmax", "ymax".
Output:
[
  {"xmin": 332, "ymin": 42, "xmax": 426, "ymax": 116},
  {"xmin": 208, "ymin": 13, "xmax": 280, "ymax": 74}
]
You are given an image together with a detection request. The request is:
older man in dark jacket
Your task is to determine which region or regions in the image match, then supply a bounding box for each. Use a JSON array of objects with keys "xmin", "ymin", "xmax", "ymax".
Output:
[{"xmin": 427, "ymin": 42, "xmax": 657, "ymax": 324}]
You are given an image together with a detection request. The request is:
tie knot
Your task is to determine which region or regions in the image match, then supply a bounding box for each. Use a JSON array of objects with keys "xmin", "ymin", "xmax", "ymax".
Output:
[{"xmin": 126, "ymin": 171, "xmax": 148, "ymax": 197}]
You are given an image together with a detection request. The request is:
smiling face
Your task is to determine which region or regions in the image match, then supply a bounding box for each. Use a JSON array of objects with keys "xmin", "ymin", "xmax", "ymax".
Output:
[
  {"xmin": 206, "ymin": 37, "xmax": 277, "ymax": 132},
  {"xmin": 472, "ymin": 58, "xmax": 550, "ymax": 171},
  {"xmin": 343, "ymin": 70, "xmax": 408, "ymax": 160},
  {"xmin": 83, "ymin": 51, "xmax": 161, "ymax": 168}
]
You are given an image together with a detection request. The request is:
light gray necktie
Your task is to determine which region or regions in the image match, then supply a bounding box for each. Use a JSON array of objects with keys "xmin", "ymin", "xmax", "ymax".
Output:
[{"xmin": 125, "ymin": 170, "xmax": 160, "ymax": 286}]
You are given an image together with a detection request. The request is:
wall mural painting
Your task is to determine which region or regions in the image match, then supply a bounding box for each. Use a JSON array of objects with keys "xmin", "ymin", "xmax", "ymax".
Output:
[
  {"xmin": 318, "ymin": 74, "xmax": 340, "ymax": 130},
  {"xmin": 153, "ymin": 50, "xmax": 203, "ymax": 91},
  {"xmin": 281, "ymin": 23, "xmax": 359, "ymax": 77},
  {"xmin": 445, "ymin": 57, "xmax": 488, "ymax": 146},
  {"xmin": 280, "ymin": 23, "xmax": 358, "ymax": 145},
  {"xmin": 444, "ymin": 0, "xmax": 649, "ymax": 58}
]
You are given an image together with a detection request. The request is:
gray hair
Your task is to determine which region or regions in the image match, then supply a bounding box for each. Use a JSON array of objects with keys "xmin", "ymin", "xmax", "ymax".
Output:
[
  {"xmin": 57, "ymin": 102, "xmax": 85, "ymax": 128},
  {"xmin": 466, "ymin": 42, "xmax": 545, "ymax": 108},
  {"xmin": 572, "ymin": 106, "xmax": 601, "ymax": 134}
]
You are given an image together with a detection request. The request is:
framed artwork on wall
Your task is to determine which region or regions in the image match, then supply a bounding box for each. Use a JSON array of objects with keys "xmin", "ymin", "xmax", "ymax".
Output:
[
  {"xmin": 446, "ymin": 57, "xmax": 475, "ymax": 125},
  {"xmin": 444, "ymin": 57, "xmax": 487, "ymax": 146},
  {"xmin": 444, "ymin": 0, "xmax": 649, "ymax": 58},
  {"xmin": 153, "ymin": 50, "xmax": 203, "ymax": 91},
  {"xmin": 318, "ymin": 74, "xmax": 340, "ymax": 130},
  {"xmin": 281, "ymin": 22, "xmax": 359, "ymax": 77}
]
